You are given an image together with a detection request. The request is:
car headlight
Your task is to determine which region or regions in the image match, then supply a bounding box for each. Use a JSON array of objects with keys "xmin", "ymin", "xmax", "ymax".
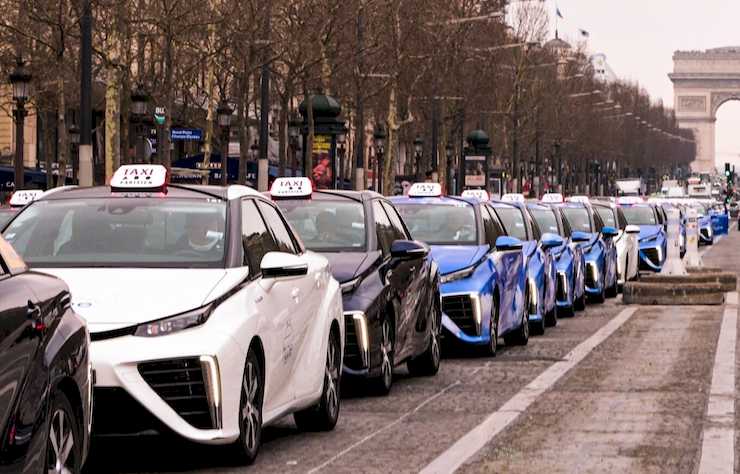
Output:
[
  {"xmin": 341, "ymin": 276, "xmax": 361, "ymax": 294},
  {"xmin": 440, "ymin": 265, "xmax": 476, "ymax": 284},
  {"xmin": 134, "ymin": 303, "xmax": 213, "ymax": 337}
]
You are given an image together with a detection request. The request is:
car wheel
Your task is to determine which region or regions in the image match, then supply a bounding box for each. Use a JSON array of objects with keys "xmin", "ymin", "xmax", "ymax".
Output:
[
  {"xmin": 370, "ymin": 316, "xmax": 394, "ymax": 395},
  {"xmin": 233, "ymin": 349, "xmax": 263, "ymax": 465},
  {"xmin": 46, "ymin": 391, "xmax": 82, "ymax": 474},
  {"xmin": 295, "ymin": 329, "xmax": 341, "ymax": 431},
  {"xmin": 544, "ymin": 307, "xmax": 558, "ymax": 327},
  {"xmin": 482, "ymin": 300, "xmax": 499, "ymax": 357},
  {"xmin": 407, "ymin": 300, "xmax": 441, "ymax": 376},
  {"xmin": 505, "ymin": 288, "xmax": 530, "ymax": 346},
  {"xmin": 605, "ymin": 268, "xmax": 618, "ymax": 298}
]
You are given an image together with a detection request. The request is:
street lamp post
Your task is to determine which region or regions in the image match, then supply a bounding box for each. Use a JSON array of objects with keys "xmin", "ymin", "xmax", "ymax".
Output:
[
  {"xmin": 131, "ymin": 84, "xmax": 149, "ymax": 163},
  {"xmin": 9, "ymin": 59, "xmax": 31, "ymax": 190},
  {"xmin": 69, "ymin": 124, "xmax": 80, "ymax": 183},
  {"xmin": 217, "ymin": 99, "xmax": 233, "ymax": 186},
  {"xmin": 446, "ymin": 143, "xmax": 454, "ymax": 193},
  {"xmin": 413, "ymin": 136, "xmax": 424, "ymax": 177},
  {"xmin": 373, "ymin": 123, "xmax": 387, "ymax": 193}
]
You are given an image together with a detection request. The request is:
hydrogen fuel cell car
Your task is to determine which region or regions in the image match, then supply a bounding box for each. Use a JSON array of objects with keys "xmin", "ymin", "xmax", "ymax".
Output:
[
  {"xmin": 619, "ymin": 200, "xmax": 668, "ymax": 272},
  {"xmin": 591, "ymin": 201, "xmax": 640, "ymax": 288},
  {"xmin": 391, "ymin": 184, "xmax": 528, "ymax": 356},
  {"xmin": 528, "ymin": 200, "xmax": 585, "ymax": 317},
  {"xmin": 271, "ymin": 178, "xmax": 441, "ymax": 395},
  {"xmin": 494, "ymin": 199, "xmax": 557, "ymax": 336},
  {"xmin": 552, "ymin": 201, "xmax": 619, "ymax": 303},
  {"xmin": 2, "ymin": 165, "xmax": 344, "ymax": 465},
  {"xmin": 0, "ymin": 236, "xmax": 91, "ymax": 473}
]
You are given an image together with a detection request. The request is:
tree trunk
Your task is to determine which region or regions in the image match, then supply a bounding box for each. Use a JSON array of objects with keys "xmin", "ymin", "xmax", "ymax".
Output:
[
  {"xmin": 384, "ymin": 85, "xmax": 399, "ymax": 196},
  {"xmin": 278, "ymin": 92, "xmax": 288, "ymax": 177},
  {"xmin": 104, "ymin": 66, "xmax": 121, "ymax": 182},
  {"xmin": 201, "ymin": 3, "xmax": 218, "ymax": 183},
  {"xmin": 305, "ymin": 88, "xmax": 315, "ymax": 178},
  {"xmin": 163, "ymin": 31, "xmax": 174, "ymax": 171}
]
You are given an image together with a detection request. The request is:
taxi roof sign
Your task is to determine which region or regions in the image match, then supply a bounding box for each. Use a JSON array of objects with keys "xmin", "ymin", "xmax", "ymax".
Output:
[
  {"xmin": 270, "ymin": 177, "xmax": 313, "ymax": 198},
  {"xmin": 501, "ymin": 193, "xmax": 525, "ymax": 203},
  {"xmin": 461, "ymin": 189, "xmax": 490, "ymax": 201},
  {"xmin": 111, "ymin": 165, "xmax": 168, "ymax": 191},
  {"xmin": 541, "ymin": 193, "xmax": 564, "ymax": 203},
  {"xmin": 408, "ymin": 182, "xmax": 442, "ymax": 198},
  {"xmin": 9, "ymin": 189, "xmax": 43, "ymax": 207},
  {"xmin": 566, "ymin": 195, "xmax": 590, "ymax": 204},
  {"xmin": 617, "ymin": 196, "xmax": 644, "ymax": 205}
]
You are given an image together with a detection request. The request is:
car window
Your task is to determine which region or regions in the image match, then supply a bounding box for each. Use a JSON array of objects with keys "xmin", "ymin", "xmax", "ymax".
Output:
[
  {"xmin": 242, "ymin": 199, "xmax": 278, "ymax": 276},
  {"xmin": 372, "ymin": 201, "xmax": 395, "ymax": 256},
  {"xmin": 481, "ymin": 205, "xmax": 504, "ymax": 247},
  {"xmin": 593, "ymin": 210, "xmax": 605, "ymax": 232},
  {"xmin": 396, "ymin": 202, "xmax": 478, "ymax": 245},
  {"xmin": 381, "ymin": 202, "xmax": 409, "ymax": 241},
  {"xmin": 622, "ymin": 206, "xmax": 658, "ymax": 226},
  {"xmin": 278, "ymin": 198, "xmax": 366, "ymax": 252},
  {"xmin": 0, "ymin": 236, "xmax": 26, "ymax": 274},
  {"xmin": 530, "ymin": 208, "xmax": 561, "ymax": 236},
  {"xmin": 525, "ymin": 211, "xmax": 540, "ymax": 240},
  {"xmin": 493, "ymin": 207, "xmax": 529, "ymax": 241},
  {"xmin": 256, "ymin": 201, "xmax": 298, "ymax": 255},
  {"xmin": 595, "ymin": 207, "xmax": 617, "ymax": 229},
  {"xmin": 561, "ymin": 207, "xmax": 593, "ymax": 233}
]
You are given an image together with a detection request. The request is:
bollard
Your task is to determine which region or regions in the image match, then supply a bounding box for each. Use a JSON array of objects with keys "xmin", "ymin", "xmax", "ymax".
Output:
[
  {"xmin": 685, "ymin": 207, "xmax": 702, "ymax": 268},
  {"xmin": 661, "ymin": 208, "xmax": 687, "ymax": 275}
]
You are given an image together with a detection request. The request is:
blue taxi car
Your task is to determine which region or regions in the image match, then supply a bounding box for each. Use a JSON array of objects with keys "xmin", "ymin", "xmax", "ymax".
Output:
[
  {"xmin": 619, "ymin": 200, "xmax": 667, "ymax": 272},
  {"xmin": 391, "ymin": 184, "xmax": 528, "ymax": 356},
  {"xmin": 495, "ymin": 196, "xmax": 557, "ymax": 335},
  {"xmin": 528, "ymin": 198, "xmax": 586, "ymax": 318},
  {"xmin": 552, "ymin": 201, "xmax": 619, "ymax": 303}
]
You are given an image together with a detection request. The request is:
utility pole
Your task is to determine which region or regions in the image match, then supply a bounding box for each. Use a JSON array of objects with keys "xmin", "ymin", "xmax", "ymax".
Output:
[
  {"xmin": 257, "ymin": 0, "xmax": 272, "ymax": 192},
  {"xmin": 78, "ymin": 0, "xmax": 93, "ymax": 186}
]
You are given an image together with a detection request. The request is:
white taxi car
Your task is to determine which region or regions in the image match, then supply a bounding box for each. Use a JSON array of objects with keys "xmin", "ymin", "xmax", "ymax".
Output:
[{"xmin": 2, "ymin": 165, "xmax": 344, "ymax": 464}]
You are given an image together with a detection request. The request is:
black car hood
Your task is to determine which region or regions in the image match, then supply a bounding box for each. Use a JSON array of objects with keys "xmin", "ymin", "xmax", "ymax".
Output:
[{"xmin": 323, "ymin": 251, "xmax": 380, "ymax": 283}]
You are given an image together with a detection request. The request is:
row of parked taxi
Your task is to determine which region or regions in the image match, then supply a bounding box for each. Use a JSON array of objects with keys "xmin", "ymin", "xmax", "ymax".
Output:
[{"xmin": 0, "ymin": 166, "xmax": 720, "ymax": 471}]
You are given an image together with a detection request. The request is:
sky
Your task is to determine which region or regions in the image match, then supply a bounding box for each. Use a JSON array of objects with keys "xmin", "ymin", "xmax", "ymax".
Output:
[{"xmin": 545, "ymin": 0, "xmax": 740, "ymax": 169}]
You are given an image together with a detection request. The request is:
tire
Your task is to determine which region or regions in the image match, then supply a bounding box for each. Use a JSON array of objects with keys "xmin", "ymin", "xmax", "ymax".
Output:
[
  {"xmin": 482, "ymin": 297, "xmax": 499, "ymax": 357},
  {"xmin": 407, "ymin": 302, "xmax": 441, "ymax": 376},
  {"xmin": 369, "ymin": 316, "xmax": 394, "ymax": 395},
  {"xmin": 605, "ymin": 267, "xmax": 618, "ymax": 298},
  {"xmin": 295, "ymin": 330, "xmax": 341, "ymax": 431},
  {"xmin": 232, "ymin": 349, "xmax": 263, "ymax": 465},
  {"xmin": 505, "ymin": 289, "xmax": 530, "ymax": 346},
  {"xmin": 46, "ymin": 390, "xmax": 82, "ymax": 474},
  {"xmin": 544, "ymin": 307, "xmax": 558, "ymax": 327},
  {"xmin": 557, "ymin": 304, "xmax": 575, "ymax": 318}
]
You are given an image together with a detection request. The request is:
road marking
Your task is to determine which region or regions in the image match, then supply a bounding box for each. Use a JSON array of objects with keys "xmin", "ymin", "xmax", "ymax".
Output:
[
  {"xmin": 698, "ymin": 292, "xmax": 737, "ymax": 474},
  {"xmin": 307, "ymin": 381, "xmax": 461, "ymax": 473},
  {"xmin": 420, "ymin": 306, "xmax": 638, "ymax": 474}
]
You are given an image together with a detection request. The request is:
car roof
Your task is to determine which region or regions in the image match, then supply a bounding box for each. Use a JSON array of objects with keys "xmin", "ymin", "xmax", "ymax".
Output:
[
  {"xmin": 389, "ymin": 195, "xmax": 477, "ymax": 206},
  {"xmin": 525, "ymin": 202, "xmax": 553, "ymax": 211},
  {"xmin": 36, "ymin": 183, "xmax": 264, "ymax": 202}
]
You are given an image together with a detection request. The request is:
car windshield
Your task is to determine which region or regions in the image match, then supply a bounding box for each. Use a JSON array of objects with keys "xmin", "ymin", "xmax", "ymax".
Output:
[
  {"xmin": 594, "ymin": 207, "xmax": 617, "ymax": 229},
  {"xmin": 2, "ymin": 198, "xmax": 227, "ymax": 268},
  {"xmin": 396, "ymin": 203, "xmax": 477, "ymax": 245},
  {"xmin": 494, "ymin": 207, "xmax": 528, "ymax": 241},
  {"xmin": 621, "ymin": 206, "xmax": 657, "ymax": 226},
  {"xmin": 276, "ymin": 199, "xmax": 366, "ymax": 252},
  {"xmin": 689, "ymin": 203, "xmax": 707, "ymax": 216},
  {"xmin": 561, "ymin": 207, "xmax": 592, "ymax": 233},
  {"xmin": 0, "ymin": 211, "xmax": 16, "ymax": 228},
  {"xmin": 530, "ymin": 209, "xmax": 560, "ymax": 236}
]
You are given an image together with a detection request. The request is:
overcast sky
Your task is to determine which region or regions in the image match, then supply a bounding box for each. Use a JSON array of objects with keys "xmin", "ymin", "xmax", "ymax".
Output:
[{"xmin": 548, "ymin": 0, "xmax": 740, "ymax": 169}]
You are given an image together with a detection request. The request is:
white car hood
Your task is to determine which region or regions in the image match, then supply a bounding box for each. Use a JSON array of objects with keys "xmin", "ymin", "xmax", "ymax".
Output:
[{"xmin": 38, "ymin": 268, "xmax": 228, "ymax": 333}]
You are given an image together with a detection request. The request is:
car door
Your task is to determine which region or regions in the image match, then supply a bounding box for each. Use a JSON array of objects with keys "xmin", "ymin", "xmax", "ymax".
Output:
[
  {"xmin": 241, "ymin": 199, "xmax": 297, "ymax": 411},
  {"xmin": 372, "ymin": 200, "xmax": 415, "ymax": 362},
  {"xmin": 381, "ymin": 200, "xmax": 429, "ymax": 358},
  {"xmin": 0, "ymin": 238, "xmax": 43, "ymax": 435},
  {"xmin": 256, "ymin": 200, "xmax": 325, "ymax": 400}
]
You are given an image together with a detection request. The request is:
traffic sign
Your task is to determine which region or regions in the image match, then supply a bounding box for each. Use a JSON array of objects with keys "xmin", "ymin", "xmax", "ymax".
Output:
[
  {"xmin": 154, "ymin": 106, "xmax": 166, "ymax": 125},
  {"xmin": 171, "ymin": 128, "xmax": 203, "ymax": 141}
]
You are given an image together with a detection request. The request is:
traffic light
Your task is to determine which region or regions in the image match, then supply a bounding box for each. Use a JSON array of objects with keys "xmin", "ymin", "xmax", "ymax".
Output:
[{"xmin": 725, "ymin": 162, "xmax": 731, "ymax": 178}]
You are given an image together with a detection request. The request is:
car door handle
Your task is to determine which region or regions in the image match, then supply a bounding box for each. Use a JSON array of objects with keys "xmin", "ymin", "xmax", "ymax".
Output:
[{"xmin": 291, "ymin": 288, "xmax": 301, "ymax": 301}]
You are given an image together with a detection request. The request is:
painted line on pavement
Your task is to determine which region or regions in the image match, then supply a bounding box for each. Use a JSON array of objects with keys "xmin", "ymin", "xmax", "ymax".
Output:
[
  {"xmin": 697, "ymin": 292, "xmax": 737, "ymax": 474},
  {"xmin": 420, "ymin": 306, "xmax": 638, "ymax": 474}
]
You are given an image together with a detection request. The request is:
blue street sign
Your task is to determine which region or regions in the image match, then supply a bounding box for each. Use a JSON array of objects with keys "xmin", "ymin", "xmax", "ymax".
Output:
[{"xmin": 171, "ymin": 128, "xmax": 203, "ymax": 141}]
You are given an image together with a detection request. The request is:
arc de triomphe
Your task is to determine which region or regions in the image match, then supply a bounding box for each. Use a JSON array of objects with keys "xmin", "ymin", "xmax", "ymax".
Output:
[{"xmin": 669, "ymin": 47, "xmax": 740, "ymax": 173}]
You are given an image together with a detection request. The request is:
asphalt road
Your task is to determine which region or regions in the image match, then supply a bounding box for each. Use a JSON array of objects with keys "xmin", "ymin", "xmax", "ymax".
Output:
[{"xmin": 85, "ymin": 235, "xmax": 739, "ymax": 474}]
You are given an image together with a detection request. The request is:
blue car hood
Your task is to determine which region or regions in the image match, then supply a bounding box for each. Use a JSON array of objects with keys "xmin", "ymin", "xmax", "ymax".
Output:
[
  {"xmin": 639, "ymin": 225, "xmax": 663, "ymax": 242},
  {"xmin": 431, "ymin": 245, "xmax": 489, "ymax": 275}
]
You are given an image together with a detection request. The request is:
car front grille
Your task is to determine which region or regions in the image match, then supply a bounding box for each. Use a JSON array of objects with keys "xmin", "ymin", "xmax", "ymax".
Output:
[
  {"xmin": 93, "ymin": 387, "xmax": 165, "ymax": 435},
  {"xmin": 700, "ymin": 228, "xmax": 711, "ymax": 240},
  {"xmin": 585, "ymin": 263, "xmax": 598, "ymax": 288},
  {"xmin": 442, "ymin": 294, "xmax": 478, "ymax": 335},
  {"xmin": 138, "ymin": 357, "xmax": 212, "ymax": 429},
  {"xmin": 643, "ymin": 247, "xmax": 661, "ymax": 267},
  {"xmin": 556, "ymin": 272, "xmax": 568, "ymax": 301},
  {"xmin": 343, "ymin": 316, "xmax": 363, "ymax": 370}
]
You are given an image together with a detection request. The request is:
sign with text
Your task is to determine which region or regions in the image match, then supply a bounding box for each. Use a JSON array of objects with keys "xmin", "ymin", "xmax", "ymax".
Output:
[
  {"xmin": 171, "ymin": 128, "xmax": 203, "ymax": 141},
  {"xmin": 464, "ymin": 155, "xmax": 486, "ymax": 187}
]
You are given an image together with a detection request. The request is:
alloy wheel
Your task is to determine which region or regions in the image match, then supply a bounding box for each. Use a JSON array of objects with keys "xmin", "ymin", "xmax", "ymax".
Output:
[
  {"xmin": 430, "ymin": 312, "xmax": 440, "ymax": 368},
  {"xmin": 325, "ymin": 336, "xmax": 340, "ymax": 419},
  {"xmin": 380, "ymin": 320, "xmax": 393, "ymax": 388},
  {"xmin": 241, "ymin": 360, "xmax": 261, "ymax": 453},
  {"xmin": 47, "ymin": 406, "xmax": 76, "ymax": 474}
]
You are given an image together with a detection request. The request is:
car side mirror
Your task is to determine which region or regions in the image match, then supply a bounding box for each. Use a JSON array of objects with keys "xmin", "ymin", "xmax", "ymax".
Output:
[
  {"xmin": 540, "ymin": 232, "xmax": 564, "ymax": 250},
  {"xmin": 495, "ymin": 236, "xmax": 523, "ymax": 251},
  {"xmin": 390, "ymin": 240, "xmax": 429, "ymax": 260},
  {"xmin": 601, "ymin": 226, "xmax": 619, "ymax": 238},
  {"xmin": 625, "ymin": 224, "xmax": 640, "ymax": 234},
  {"xmin": 570, "ymin": 231, "xmax": 591, "ymax": 243},
  {"xmin": 260, "ymin": 252, "xmax": 308, "ymax": 280}
]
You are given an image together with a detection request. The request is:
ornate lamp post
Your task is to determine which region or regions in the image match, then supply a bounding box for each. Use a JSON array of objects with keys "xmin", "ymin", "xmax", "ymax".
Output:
[
  {"xmin": 217, "ymin": 99, "xmax": 233, "ymax": 185},
  {"xmin": 337, "ymin": 133, "xmax": 347, "ymax": 189},
  {"xmin": 413, "ymin": 136, "xmax": 424, "ymax": 176},
  {"xmin": 69, "ymin": 124, "xmax": 80, "ymax": 183},
  {"xmin": 373, "ymin": 123, "xmax": 387, "ymax": 193},
  {"xmin": 9, "ymin": 59, "xmax": 31, "ymax": 189},
  {"xmin": 130, "ymin": 84, "xmax": 149, "ymax": 163}
]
